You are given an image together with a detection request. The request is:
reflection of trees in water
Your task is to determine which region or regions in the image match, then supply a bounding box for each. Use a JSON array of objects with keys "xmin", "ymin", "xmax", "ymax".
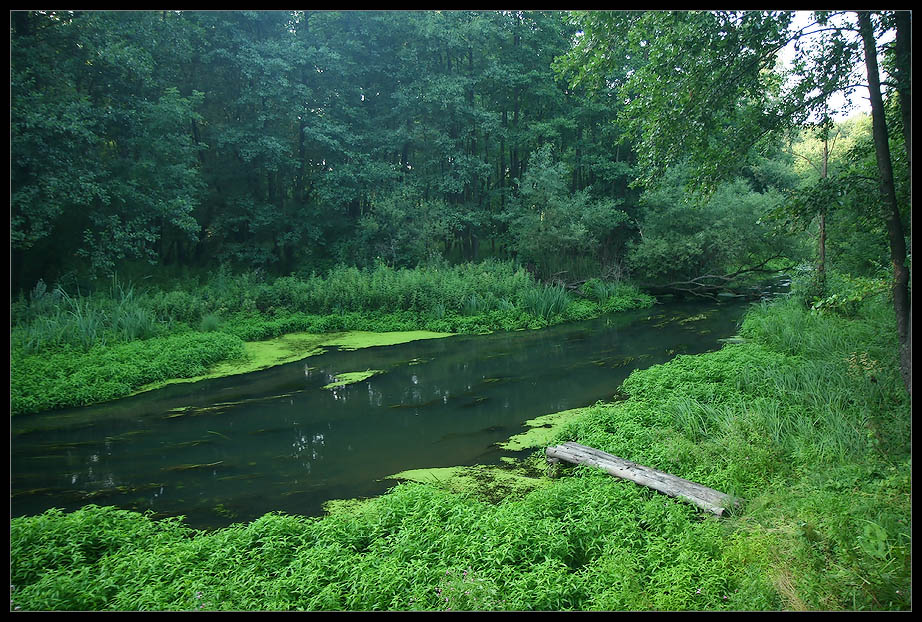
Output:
[{"xmin": 292, "ymin": 429, "xmax": 325, "ymax": 465}]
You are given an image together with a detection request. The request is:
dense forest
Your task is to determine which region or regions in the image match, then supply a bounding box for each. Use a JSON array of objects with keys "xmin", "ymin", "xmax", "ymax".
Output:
[
  {"xmin": 11, "ymin": 10, "xmax": 639, "ymax": 284},
  {"xmin": 9, "ymin": 10, "xmax": 905, "ymax": 280},
  {"xmin": 10, "ymin": 9, "xmax": 911, "ymax": 381},
  {"xmin": 10, "ymin": 10, "xmax": 912, "ymax": 612}
]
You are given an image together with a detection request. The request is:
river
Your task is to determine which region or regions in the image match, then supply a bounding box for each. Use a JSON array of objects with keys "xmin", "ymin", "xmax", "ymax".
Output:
[{"xmin": 11, "ymin": 300, "xmax": 750, "ymax": 529}]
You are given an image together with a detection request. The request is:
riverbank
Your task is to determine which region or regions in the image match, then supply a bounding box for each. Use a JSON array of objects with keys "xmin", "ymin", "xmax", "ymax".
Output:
[
  {"xmin": 10, "ymin": 262, "xmax": 655, "ymax": 416},
  {"xmin": 10, "ymin": 293, "xmax": 910, "ymax": 611}
]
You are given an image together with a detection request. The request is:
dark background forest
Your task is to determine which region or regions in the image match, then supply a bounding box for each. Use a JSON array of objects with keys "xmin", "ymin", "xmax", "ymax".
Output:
[{"xmin": 10, "ymin": 10, "xmax": 908, "ymax": 307}]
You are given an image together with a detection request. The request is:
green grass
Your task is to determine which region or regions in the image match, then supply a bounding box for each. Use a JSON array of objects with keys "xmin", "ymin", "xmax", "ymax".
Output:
[
  {"xmin": 521, "ymin": 284, "xmax": 572, "ymax": 321},
  {"xmin": 10, "ymin": 292, "xmax": 910, "ymax": 611},
  {"xmin": 10, "ymin": 262, "xmax": 655, "ymax": 415},
  {"xmin": 10, "ymin": 331, "xmax": 247, "ymax": 415}
]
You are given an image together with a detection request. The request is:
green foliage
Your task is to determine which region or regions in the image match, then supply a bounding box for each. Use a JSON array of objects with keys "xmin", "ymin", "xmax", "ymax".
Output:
[
  {"xmin": 8, "ymin": 10, "xmax": 910, "ymax": 606},
  {"xmin": 600, "ymin": 285, "xmax": 656, "ymax": 314},
  {"xmin": 560, "ymin": 11, "xmax": 796, "ymax": 191},
  {"xmin": 9, "ymin": 293, "xmax": 910, "ymax": 611},
  {"xmin": 10, "ymin": 261, "xmax": 655, "ymax": 414},
  {"xmin": 580, "ymin": 278, "xmax": 619, "ymax": 303},
  {"xmin": 560, "ymin": 11, "xmax": 875, "ymax": 194},
  {"xmin": 12, "ymin": 280, "xmax": 166, "ymax": 355},
  {"xmin": 581, "ymin": 279, "xmax": 656, "ymax": 313},
  {"xmin": 775, "ymin": 115, "xmax": 897, "ymax": 287},
  {"xmin": 787, "ymin": 264, "xmax": 891, "ymax": 317},
  {"xmin": 10, "ymin": 505, "xmax": 193, "ymax": 590},
  {"xmin": 11, "ymin": 331, "xmax": 246, "ymax": 415},
  {"xmin": 11, "ymin": 12, "xmax": 204, "ymax": 284},
  {"xmin": 520, "ymin": 284, "xmax": 572, "ymax": 323},
  {"xmin": 150, "ymin": 289, "xmax": 208, "ymax": 325},
  {"xmin": 627, "ymin": 168, "xmax": 800, "ymax": 284},
  {"xmin": 199, "ymin": 313, "xmax": 223, "ymax": 332},
  {"xmin": 10, "ymin": 10, "xmax": 645, "ymax": 290},
  {"xmin": 505, "ymin": 145, "xmax": 631, "ymax": 276},
  {"xmin": 807, "ymin": 273, "xmax": 889, "ymax": 317},
  {"xmin": 352, "ymin": 191, "xmax": 454, "ymax": 268}
]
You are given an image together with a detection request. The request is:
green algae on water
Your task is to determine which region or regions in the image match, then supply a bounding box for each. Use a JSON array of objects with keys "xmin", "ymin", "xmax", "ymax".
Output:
[
  {"xmin": 132, "ymin": 329, "xmax": 453, "ymax": 395},
  {"xmin": 386, "ymin": 462, "xmax": 551, "ymax": 503},
  {"xmin": 322, "ymin": 369, "xmax": 383, "ymax": 389},
  {"xmin": 498, "ymin": 407, "xmax": 588, "ymax": 452}
]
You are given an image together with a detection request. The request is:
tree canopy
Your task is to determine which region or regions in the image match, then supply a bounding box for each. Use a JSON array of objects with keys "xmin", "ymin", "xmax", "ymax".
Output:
[{"xmin": 11, "ymin": 11, "xmax": 909, "ymax": 349}]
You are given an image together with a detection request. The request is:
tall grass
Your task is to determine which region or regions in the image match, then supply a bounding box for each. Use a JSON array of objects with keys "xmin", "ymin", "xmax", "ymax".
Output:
[
  {"xmin": 12, "ymin": 277, "xmax": 158, "ymax": 354},
  {"xmin": 11, "ymin": 261, "xmax": 656, "ymax": 415},
  {"xmin": 580, "ymin": 278, "xmax": 621, "ymax": 304},
  {"xmin": 9, "ymin": 290, "xmax": 911, "ymax": 611},
  {"xmin": 267, "ymin": 261, "xmax": 536, "ymax": 316},
  {"xmin": 12, "ymin": 261, "xmax": 650, "ymax": 357},
  {"xmin": 521, "ymin": 284, "xmax": 572, "ymax": 321}
]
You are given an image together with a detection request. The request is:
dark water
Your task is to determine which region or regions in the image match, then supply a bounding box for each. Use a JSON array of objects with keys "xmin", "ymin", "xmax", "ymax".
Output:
[{"xmin": 11, "ymin": 301, "xmax": 749, "ymax": 529}]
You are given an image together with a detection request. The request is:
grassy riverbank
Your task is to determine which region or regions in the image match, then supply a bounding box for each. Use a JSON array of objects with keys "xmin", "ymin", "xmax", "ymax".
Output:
[
  {"xmin": 10, "ymin": 292, "xmax": 910, "ymax": 611},
  {"xmin": 10, "ymin": 261, "xmax": 654, "ymax": 415}
]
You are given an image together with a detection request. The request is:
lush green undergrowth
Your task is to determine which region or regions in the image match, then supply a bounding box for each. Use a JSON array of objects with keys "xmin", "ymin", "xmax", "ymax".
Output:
[
  {"xmin": 10, "ymin": 294, "xmax": 910, "ymax": 611},
  {"xmin": 10, "ymin": 262, "xmax": 654, "ymax": 415}
]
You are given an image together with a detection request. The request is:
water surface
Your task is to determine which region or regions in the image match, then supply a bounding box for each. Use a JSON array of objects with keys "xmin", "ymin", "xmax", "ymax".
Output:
[{"xmin": 11, "ymin": 301, "xmax": 748, "ymax": 529}]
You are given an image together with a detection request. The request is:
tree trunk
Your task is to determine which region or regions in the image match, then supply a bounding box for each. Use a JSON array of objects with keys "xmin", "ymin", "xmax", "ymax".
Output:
[
  {"xmin": 817, "ymin": 131, "xmax": 829, "ymax": 296},
  {"xmin": 858, "ymin": 11, "xmax": 911, "ymax": 397},
  {"xmin": 894, "ymin": 12, "xmax": 911, "ymax": 186}
]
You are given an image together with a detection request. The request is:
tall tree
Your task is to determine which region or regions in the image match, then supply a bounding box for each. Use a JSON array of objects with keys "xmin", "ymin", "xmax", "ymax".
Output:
[
  {"xmin": 857, "ymin": 11, "xmax": 911, "ymax": 395},
  {"xmin": 559, "ymin": 10, "xmax": 911, "ymax": 394},
  {"xmin": 11, "ymin": 11, "xmax": 204, "ymax": 287}
]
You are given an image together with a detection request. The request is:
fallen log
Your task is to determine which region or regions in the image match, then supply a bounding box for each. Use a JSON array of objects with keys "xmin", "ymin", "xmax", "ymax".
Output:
[
  {"xmin": 638, "ymin": 256, "xmax": 796, "ymax": 301},
  {"xmin": 545, "ymin": 442, "xmax": 741, "ymax": 516}
]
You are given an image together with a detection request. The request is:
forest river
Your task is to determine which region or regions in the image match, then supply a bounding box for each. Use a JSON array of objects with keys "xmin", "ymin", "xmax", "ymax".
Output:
[{"xmin": 11, "ymin": 299, "xmax": 753, "ymax": 529}]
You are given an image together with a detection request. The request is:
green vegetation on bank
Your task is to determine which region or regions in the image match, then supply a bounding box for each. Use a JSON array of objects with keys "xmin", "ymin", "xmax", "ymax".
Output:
[
  {"xmin": 10, "ymin": 291, "xmax": 910, "ymax": 611},
  {"xmin": 9, "ymin": 9, "xmax": 910, "ymax": 613},
  {"xmin": 10, "ymin": 261, "xmax": 654, "ymax": 415}
]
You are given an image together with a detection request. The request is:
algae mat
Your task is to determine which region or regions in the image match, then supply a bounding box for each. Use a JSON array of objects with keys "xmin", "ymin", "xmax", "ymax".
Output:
[
  {"xmin": 133, "ymin": 330, "xmax": 452, "ymax": 394},
  {"xmin": 386, "ymin": 461, "xmax": 552, "ymax": 503},
  {"xmin": 384, "ymin": 407, "xmax": 592, "ymax": 503},
  {"xmin": 321, "ymin": 369, "xmax": 384, "ymax": 390},
  {"xmin": 498, "ymin": 407, "xmax": 588, "ymax": 451}
]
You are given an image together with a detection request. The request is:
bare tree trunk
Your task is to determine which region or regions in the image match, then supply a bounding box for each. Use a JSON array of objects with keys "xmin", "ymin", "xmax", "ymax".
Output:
[
  {"xmin": 858, "ymin": 11, "xmax": 911, "ymax": 397},
  {"xmin": 546, "ymin": 442, "xmax": 742, "ymax": 516},
  {"xmin": 817, "ymin": 131, "xmax": 828, "ymax": 296},
  {"xmin": 894, "ymin": 11, "xmax": 911, "ymax": 186}
]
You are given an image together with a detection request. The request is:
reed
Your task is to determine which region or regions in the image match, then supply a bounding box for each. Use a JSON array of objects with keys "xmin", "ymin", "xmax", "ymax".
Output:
[{"xmin": 520, "ymin": 284, "xmax": 572, "ymax": 322}]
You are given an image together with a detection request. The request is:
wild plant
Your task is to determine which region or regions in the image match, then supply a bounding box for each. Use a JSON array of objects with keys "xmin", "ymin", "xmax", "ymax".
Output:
[
  {"xmin": 433, "ymin": 567, "xmax": 503, "ymax": 611},
  {"xmin": 521, "ymin": 284, "xmax": 571, "ymax": 321},
  {"xmin": 580, "ymin": 278, "xmax": 620, "ymax": 304},
  {"xmin": 199, "ymin": 313, "xmax": 222, "ymax": 332}
]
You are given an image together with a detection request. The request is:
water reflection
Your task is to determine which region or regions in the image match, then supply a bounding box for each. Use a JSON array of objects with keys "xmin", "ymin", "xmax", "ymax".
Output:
[{"xmin": 12, "ymin": 300, "xmax": 749, "ymax": 529}]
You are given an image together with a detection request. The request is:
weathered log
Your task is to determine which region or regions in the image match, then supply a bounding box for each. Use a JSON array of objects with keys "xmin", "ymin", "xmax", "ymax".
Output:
[{"xmin": 545, "ymin": 442, "xmax": 741, "ymax": 516}]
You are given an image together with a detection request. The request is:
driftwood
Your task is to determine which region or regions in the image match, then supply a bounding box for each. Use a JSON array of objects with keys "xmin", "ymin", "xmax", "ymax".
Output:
[
  {"xmin": 639, "ymin": 256, "xmax": 796, "ymax": 302},
  {"xmin": 545, "ymin": 442, "xmax": 742, "ymax": 516}
]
